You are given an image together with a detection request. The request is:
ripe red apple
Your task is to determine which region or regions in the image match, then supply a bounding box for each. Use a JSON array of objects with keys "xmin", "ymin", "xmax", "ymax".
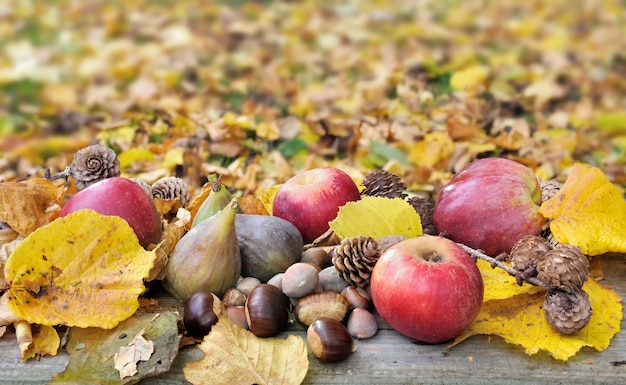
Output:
[
  {"xmin": 433, "ymin": 157, "xmax": 546, "ymax": 256},
  {"xmin": 59, "ymin": 177, "xmax": 162, "ymax": 248},
  {"xmin": 370, "ymin": 236, "xmax": 483, "ymax": 344},
  {"xmin": 272, "ymin": 167, "xmax": 361, "ymax": 243}
]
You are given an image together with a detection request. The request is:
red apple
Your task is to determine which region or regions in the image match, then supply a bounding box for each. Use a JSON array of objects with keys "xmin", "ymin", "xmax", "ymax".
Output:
[
  {"xmin": 433, "ymin": 157, "xmax": 546, "ymax": 256},
  {"xmin": 370, "ymin": 236, "xmax": 483, "ymax": 344},
  {"xmin": 59, "ymin": 177, "xmax": 162, "ymax": 248},
  {"xmin": 272, "ymin": 167, "xmax": 361, "ymax": 243}
]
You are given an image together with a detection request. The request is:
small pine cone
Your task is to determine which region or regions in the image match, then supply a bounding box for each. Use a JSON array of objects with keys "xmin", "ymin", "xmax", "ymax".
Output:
[
  {"xmin": 361, "ymin": 169, "xmax": 407, "ymax": 199},
  {"xmin": 151, "ymin": 177, "xmax": 191, "ymax": 207},
  {"xmin": 536, "ymin": 244, "xmax": 589, "ymax": 292},
  {"xmin": 509, "ymin": 235, "xmax": 554, "ymax": 277},
  {"xmin": 406, "ymin": 196, "xmax": 435, "ymax": 235},
  {"xmin": 544, "ymin": 289, "xmax": 592, "ymax": 335},
  {"xmin": 70, "ymin": 144, "xmax": 120, "ymax": 190},
  {"xmin": 332, "ymin": 236, "xmax": 381, "ymax": 287},
  {"xmin": 130, "ymin": 178, "xmax": 152, "ymax": 198},
  {"xmin": 540, "ymin": 179, "xmax": 562, "ymax": 203}
]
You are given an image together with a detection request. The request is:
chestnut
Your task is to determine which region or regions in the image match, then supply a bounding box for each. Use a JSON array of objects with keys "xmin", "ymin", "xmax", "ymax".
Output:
[
  {"xmin": 281, "ymin": 262, "xmax": 320, "ymax": 299},
  {"xmin": 346, "ymin": 308, "xmax": 377, "ymax": 339},
  {"xmin": 294, "ymin": 291, "xmax": 350, "ymax": 327},
  {"xmin": 245, "ymin": 284, "xmax": 290, "ymax": 338},
  {"xmin": 222, "ymin": 287, "xmax": 247, "ymax": 308},
  {"xmin": 341, "ymin": 286, "xmax": 371, "ymax": 309},
  {"xmin": 183, "ymin": 291, "xmax": 219, "ymax": 338},
  {"xmin": 307, "ymin": 317, "xmax": 354, "ymax": 362},
  {"xmin": 301, "ymin": 247, "xmax": 333, "ymax": 269},
  {"xmin": 226, "ymin": 306, "xmax": 249, "ymax": 329}
]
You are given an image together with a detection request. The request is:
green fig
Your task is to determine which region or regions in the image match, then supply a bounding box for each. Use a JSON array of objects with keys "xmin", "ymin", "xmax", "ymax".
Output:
[
  {"xmin": 191, "ymin": 174, "xmax": 233, "ymax": 228},
  {"xmin": 164, "ymin": 197, "xmax": 241, "ymax": 301}
]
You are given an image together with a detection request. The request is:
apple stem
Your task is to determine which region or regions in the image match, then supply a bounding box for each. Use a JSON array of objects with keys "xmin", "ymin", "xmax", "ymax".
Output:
[{"xmin": 455, "ymin": 242, "xmax": 550, "ymax": 290}]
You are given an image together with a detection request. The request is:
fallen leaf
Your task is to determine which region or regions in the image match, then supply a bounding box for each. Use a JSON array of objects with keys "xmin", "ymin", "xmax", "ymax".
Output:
[
  {"xmin": 5, "ymin": 209, "xmax": 156, "ymax": 329},
  {"xmin": 0, "ymin": 179, "xmax": 65, "ymax": 236},
  {"xmin": 50, "ymin": 311, "xmax": 180, "ymax": 385},
  {"xmin": 451, "ymin": 278, "xmax": 622, "ymax": 361},
  {"xmin": 21, "ymin": 323, "xmax": 60, "ymax": 361},
  {"xmin": 184, "ymin": 300, "xmax": 309, "ymax": 385},
  {"xmin": 477, "ymin": 259, "xmax": 543, "ymax": 301},
  {"xmin": 330, "ymin": 196, "xmax": 422, "ymax": 241},
  {"xmin": 539, "ymin": 163, "xmax": 626, "ymax": 255},
  {"xmin": 114, "ymin": 315, "xmax": 158, "ymax": 379}
]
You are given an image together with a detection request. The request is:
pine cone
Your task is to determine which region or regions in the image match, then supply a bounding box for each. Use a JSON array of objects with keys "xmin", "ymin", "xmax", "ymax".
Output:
[
  {"xmin": 406, "ymin": 196, "xmax": 435, "ymax": 235},
  {"xmin": 151, "ymin": 177, "xmax": 191, "ymax": 207},
  {"xmin": 332, "ymin": 236, "xmax": 380, "ymax": 287},
  {"xmin": 540, "ymin": 179, "xmax": 562, "ymax": 203},
  {"xmin": 130, "ymin": 178, "xmax": 152, "ymax": 198},
  {"xmin": 536, "ymin": 244, "xmax": 589, "ymax": 292},
  {"xmin": 361, "ymin": 169, "xmax": 407, "ymax": 199},
  {"xmin": 70, "ymin": 144, "xmax": 120, "ymax": 190},
  {"xmin": 544, "ymin": 289, "xmax": 592, "ymax": 335},
  {"xmin": 509, "ymin": 235, "xmax": 554, "ymax": 278}
]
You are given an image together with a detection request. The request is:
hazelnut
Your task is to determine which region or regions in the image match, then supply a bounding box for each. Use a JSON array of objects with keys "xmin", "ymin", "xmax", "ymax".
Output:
[
  {"xmin": 222, "ymin": 287, "xmax": 247, "ymax": 308},
  {"xmin": 301, "ymin": 247, "xmax": 333, "ymax": 269},
  {"xmin": 318, "ymin": 266, "xmax": 349, "ymax": 293},
  {"xmin": 226, "ymin": 306, "xmax": 249, "ymax": 330},
  {"xmin": 236, "ymin": 276, "xmax": 262, "ymax": 296},
  {"xmin": 347, "ymin": 308, "xmax": 377, "ymax": 339},
  {"xmin": 341, "ymin": 286, "xmax": 371, "ymax": 309},
  {"xmin": 245, "ymin": 284, "xmax": 290, "ymax": 338},
  {"xmin": 183, "ymin": 291, "xmax": 219, "ymax": 338},
  {"xmin": 307, "ymin": 317, "xmax": 354, "ymax": 362},
  {"xmin": 281, "ymin": 262, "xmax": 320, "ymax": 299},
  {"xmin": 294, "ymin": 291, "xmax": 350, "ymax": 327}
]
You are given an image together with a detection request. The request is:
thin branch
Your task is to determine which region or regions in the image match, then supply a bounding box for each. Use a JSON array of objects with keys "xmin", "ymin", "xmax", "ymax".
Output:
[{"xmin": 456, "ymin": 242, "xmax": 550, "ymax": 290}]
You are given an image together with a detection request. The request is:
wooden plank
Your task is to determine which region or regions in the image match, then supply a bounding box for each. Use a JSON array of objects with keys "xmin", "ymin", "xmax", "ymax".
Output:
[{"xmin": 0, "ymin": 256, "xmax": 624, "ymax": 384}]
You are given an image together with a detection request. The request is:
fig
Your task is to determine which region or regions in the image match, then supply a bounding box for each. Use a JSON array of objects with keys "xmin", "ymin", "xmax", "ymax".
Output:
[
  {"xmin": 163, "ymin": 198, "xmax": 241, "ymax": 301},
  {"xmin": 235, "ymin": 214, "xmax": 303, "ymax": 282},
  {"xmin": 191, "ymin": 175, "xmax": 233, "ymax": 228}
]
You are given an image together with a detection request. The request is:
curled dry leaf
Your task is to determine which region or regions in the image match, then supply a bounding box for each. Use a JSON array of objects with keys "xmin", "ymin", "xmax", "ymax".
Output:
[
  {"xmin": 184, "ymin": 299, "xmax": 309, "ymax": 385},
  {"xmin": 0, "ymin": 179, "xmax": 66, "ymax": 236}
]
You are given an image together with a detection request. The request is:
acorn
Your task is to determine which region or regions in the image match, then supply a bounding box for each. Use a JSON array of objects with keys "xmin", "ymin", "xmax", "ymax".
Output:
[
  {"xmin": 307, "ymin": 317, "xmax": 355, "ymax": 362},
  {"xmin": 183, "ymin": 291, "xmax": 219, "ymax": 338},
  {"xmin": 245, "ymin": 284, "xmax": 291, "ymax": 338}
]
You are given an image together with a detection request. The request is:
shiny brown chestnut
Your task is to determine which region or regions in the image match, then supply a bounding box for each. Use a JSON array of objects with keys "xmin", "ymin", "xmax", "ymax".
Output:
[
  {"xmin": 307, "ymin": 317, "xmax": 354, "ymax": 362},
  {"xmin": 341, "ymin": 286, "xmax": 371, "ymax": 309},
  {"xmin": 301, "ymin": 247, "xmax": 333, "ymax": 269},
  {"xmin": 245, "ymin": 284, "xmax": 290, "ymax": 337},
  {"xmin": 183, "ymin": 291, "xmax": 219, "ymax": 338}
]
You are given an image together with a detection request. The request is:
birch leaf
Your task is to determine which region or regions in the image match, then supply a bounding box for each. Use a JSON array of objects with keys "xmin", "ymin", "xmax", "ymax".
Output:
[
  {"xmin": 539, "ymin": 163, "xmax": 626, "ymax": 255},
  {"xmin": 5, "ymin": 209, "xmax": 156, "ymax": 329},
  {"xmin": 184, "ymin": 302, "xmax": 309, "ymax": 385},
  {"xmin": 451, "ymin": 278, "xmax": 622, "ymax": 361},
  {"xmin": 330, "ymin": 196, "xmax": 422, "ymax": 241}
]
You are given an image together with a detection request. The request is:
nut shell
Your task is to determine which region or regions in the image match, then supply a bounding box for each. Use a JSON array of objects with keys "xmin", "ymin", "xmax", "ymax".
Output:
[
  {"xmin": 245, "ymin": 284, "xmax": 290, "ymax": 338},
  {"xmin": 307, "ymin": 317, "xmax": 354, "ymax": 362}
]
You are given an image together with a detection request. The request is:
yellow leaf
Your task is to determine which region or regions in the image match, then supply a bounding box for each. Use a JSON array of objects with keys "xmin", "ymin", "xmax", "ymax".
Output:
[
  {"xmin": 0, "ymin": 179, "xmax": 65, "ymax": 236},
  {"xmin": 118, "ymin": 148, "xmax": 156, "ymax": 170},
  {"xmin": 329, "ymin": 196, "xmax": 422, "ymax": 241},
  {"xmin": 539, "ymin": 163, "xmax": 626, "ymax": 255},
  {"xmin": 161, "ymin": 147, "xmax": 185, "ymax": 171},
  {"xmin": 22, "ymin": 324, "xmax": 60, "ymax": 361},
  {"xmin": 5, "ymin": 210, "xmax": 156, "ymax": 329},
  {"xmin": 184, "ymin": 300, "xmax": 308, "ymax": 385},
  {"xmin": 451, "ymin": 278, "xmax": 622, "ymax": 361},
  {"xmin": 256, "ymin": 121, "xmax": 281, "ymax": 141},
  {"xmin": 477, "ymin": 259, "xmax": 543, "ymax": 301},
  {"xmin": 260, "ymin": 184, "xmax": 281, "ymax": 216},
  {"xmin": 450, "ymin": 65, "xmax": 489, "ymax": 91},
  {"xmin": 595, "ymin": 111, "xmax": 626, "ymax": 134},
  {"xmin": 408, "ymin": 132, "xmax": 455, "ymax": 168}
]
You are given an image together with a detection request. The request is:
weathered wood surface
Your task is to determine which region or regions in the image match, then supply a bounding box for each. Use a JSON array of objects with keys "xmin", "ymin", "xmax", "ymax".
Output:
[{"xmin": 1, "ymin": 255, "xmax": 624, "ymax": 385}]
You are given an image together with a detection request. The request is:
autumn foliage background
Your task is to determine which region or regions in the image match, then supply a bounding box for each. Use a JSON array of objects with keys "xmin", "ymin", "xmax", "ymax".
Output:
[{"xmin": 0, "ymin": 0, "xmax": 625, "ymax": 382}]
